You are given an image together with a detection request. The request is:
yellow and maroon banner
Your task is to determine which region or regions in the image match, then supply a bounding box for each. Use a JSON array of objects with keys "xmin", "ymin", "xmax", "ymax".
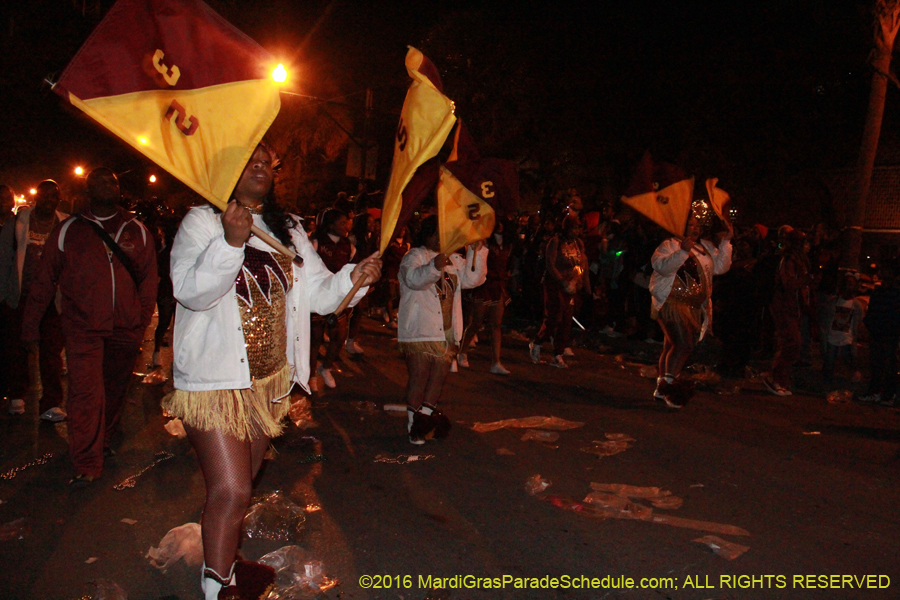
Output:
[
  {"xmin": 621, "ymin": 151, "xmax": 693, "ymax": 236},
  {"xmin": 380, "ymin": 47, "xmax": 457, "ymax": 255},
  {"xmin": 53, "ymin": 0, "xmax": 281, "ymax": 210},
  {"xmin": 437, "ymin": 166, "xmax": 495, "ymax": 255},
  {"xmin": 705, "ymin": 178, "xmax": 732, "ymax": 226}
]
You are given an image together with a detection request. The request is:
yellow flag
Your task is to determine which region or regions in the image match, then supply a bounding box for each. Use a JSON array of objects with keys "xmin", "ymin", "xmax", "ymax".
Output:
[
  {"xmin": 622, "ymin": 177, "xmax": 695, "ymax": 237},
  {"xmin": 53, "ymin": 0, "xmax": 281, "ymax": 211},
  {"xmin": 380, "ymin": 47, "xmax": 457, "ymax": 254},
  {"xmin": 437, "ymin": 166, "xmax": 495, "ymax": 255},
  {"xmin": 705, "ymin": 178, "xmax": 732, "ymax": 224}
]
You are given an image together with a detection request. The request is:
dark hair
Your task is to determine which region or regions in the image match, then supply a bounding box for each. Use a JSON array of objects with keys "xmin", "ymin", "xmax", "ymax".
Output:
[
  {"xmin": 315, "ymin": 208, "xmax": 347, "ymax": 244},
  {"xmin": 413, "ymin": 214, "xmax": 439, "ymax": 248},
  {"xmin": 351, "ymin": 212, "xmax": 372, "ymax": 242},
  {"xmin": 260, "ymin": 186, "xmax": 297, "ymax": 251}
]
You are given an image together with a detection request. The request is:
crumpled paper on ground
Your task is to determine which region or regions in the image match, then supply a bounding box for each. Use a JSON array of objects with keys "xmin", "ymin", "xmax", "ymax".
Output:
[
  {"xmin": 146, "ymin": 522, "xmax": 203, "ymax": 569},
  {"xmin": 525, "ymin": 474, "xmax": 551, "ymax": 495},
  {"xmin": 83, "ymin": 579, "xmax": 128, "ymax": 600},
  {"xmin": 693, "ymin": 534, "xmax": 750, "ymax": 559},
  {"xmin": 590, "ymin": 482, "xmax": 684, "ymax": 509},
  {"xmin": 243, "ymin": 491, "xmax": 307, "ymax": 541},
  {"xmin": 289, "ymin": 397, "xmax": 318, "ymax": 429},
  {"xmin": 472, "ymin": 416, "xmax": 584, "ymax": 433},
  {"xmin": 259, "ymin": 545, "xmax": 339, "ymax": 599},
  {"xmin": 581, "ymin": 433, "xmax": 635, "ymax": 457}
]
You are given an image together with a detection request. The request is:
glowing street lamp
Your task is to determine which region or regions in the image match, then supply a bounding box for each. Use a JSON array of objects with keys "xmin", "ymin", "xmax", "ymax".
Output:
[
  {"xmin": 74, "ymin": 166, "xmax": 84, "ymax": 176},
  {"xmin": 272, "ymin": 64, "xmax": 287, "ymax": 83},
  {"xmin": 149, "ymin": 175, "xmax": 157, "ymax": 183},
  {"xmin": 29, "ymin": 188, "xmax": 36, "ymax": 195}
]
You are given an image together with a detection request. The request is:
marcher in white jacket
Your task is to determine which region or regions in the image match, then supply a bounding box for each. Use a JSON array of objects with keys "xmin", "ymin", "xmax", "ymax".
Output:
[
  {"xmin": 164, "ymin": 145, "xmax": 380, "ymax": 600},
  {"xmin": 397, "ymin": 215, "xmax": 487, "ymax": 444},
  {"xmin": 649, "ymin": 212, "xmax": 732, "ymax": 408}
]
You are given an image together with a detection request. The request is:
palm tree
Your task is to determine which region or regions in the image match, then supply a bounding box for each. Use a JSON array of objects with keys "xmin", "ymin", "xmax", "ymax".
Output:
[{"xmin": 843, "ymin": 0, "xmax": 900, "ymax": 270}]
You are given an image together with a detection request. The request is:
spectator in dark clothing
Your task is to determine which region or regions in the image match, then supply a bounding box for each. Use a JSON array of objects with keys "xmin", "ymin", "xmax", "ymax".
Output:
[{"xmin": 860, "ymin": 261, "xmax": 900, "ymax": 406}]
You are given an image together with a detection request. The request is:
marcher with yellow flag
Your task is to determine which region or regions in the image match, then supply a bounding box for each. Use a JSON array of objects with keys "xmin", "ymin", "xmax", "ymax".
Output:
[{"xmin": 397, "ymin": 215, "xmax": 487, "ymax": 444}]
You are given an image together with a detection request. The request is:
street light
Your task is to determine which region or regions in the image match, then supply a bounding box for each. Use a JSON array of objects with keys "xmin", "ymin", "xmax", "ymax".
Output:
[
  {"xmin": 149, "ymin": 175, "xmax": 157, "ymax": 183},
  {"xmin": 74, "ymin": 166, "xmax": 84, "ymax": 176},
  {"xmin": 272, "ymin": 64, "xmax": 287, "ymax": 83},
  {"xmin": 29, "ymin": 188, "xmax": 36, "ymax": 195}
]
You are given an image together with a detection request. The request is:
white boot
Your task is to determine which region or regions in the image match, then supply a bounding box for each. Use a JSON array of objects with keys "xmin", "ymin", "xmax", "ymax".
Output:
[{"xmin": 202, "ymin": 562, "xmax": 235, "ymax": 600}]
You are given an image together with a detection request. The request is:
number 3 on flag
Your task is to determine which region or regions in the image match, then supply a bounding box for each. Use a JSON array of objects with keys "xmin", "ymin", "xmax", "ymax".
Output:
[{"xmin": 480, "ymin": 181, "xmax": 495, "ymax": 199}]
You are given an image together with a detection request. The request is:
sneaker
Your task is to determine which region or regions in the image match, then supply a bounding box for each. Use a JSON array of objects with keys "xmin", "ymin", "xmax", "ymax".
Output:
[
  {"xmin": 563, "ymin": 347, "xmax": 575, "ymax": 357},
  {"xmin": 858, "ymin": 393, "xmax": 881, "ymax": 404},
  {"xmin": 528, "ymin": 342, "xmax": 541, "ymax": 364},
  {"xmin": 457, "ymin": 353, "xmax": 469, "ymax": 368},
  {"xmin": 345, "ymin": 339, "xmax": 365, "ymax": 355},
  {"xmin": 550, "ymin": 354, "xmax": 568, "ymax": 369},
  {"xmin": 450, "ymin": 359, "xmax": 458, "ymax": 373},
  {"xmin": 763, "ymin": 378, "xmax": 792, "ymax": 397},
  {"xmin": 317, "ymin": 365, "xmax": 336, "ymax": 389},
  {"xmin": 7, "ymin": 399, "xmax": 24, "ymax": 415},
  {"xmin": 41, "ymin": 407, "xmax": 67, "ymax": 422},
  {"xmin": 490, "ymin": 363, "xmax": 511, "ymax": 376}
]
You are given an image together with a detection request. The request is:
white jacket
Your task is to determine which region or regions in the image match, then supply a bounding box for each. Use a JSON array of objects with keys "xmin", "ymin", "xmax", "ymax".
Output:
[
  {"xmin": 649, "ymin": 237, "xmax": 732, "ymax": 340},
  {"xmin": 398, "ymin": 245, "xmax": 488, "ymax": 344},
  {"xmin": 171, "ymin": 205, "xmax": 366, "ymax": 393}
]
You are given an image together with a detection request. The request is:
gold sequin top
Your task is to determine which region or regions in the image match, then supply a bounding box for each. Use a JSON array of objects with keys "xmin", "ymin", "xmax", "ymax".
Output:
[
  {"xmin": 234, "ymin": 246, "xmax": 294, "ymax": 380},
  {"xmin": 667, "ymin": 255, "xmax": 709, "ymax": 308}
]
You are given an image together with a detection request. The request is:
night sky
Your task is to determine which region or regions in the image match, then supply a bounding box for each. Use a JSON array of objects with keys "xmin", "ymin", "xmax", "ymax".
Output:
[{"xmin": 0, "ymin": 0, "xmax": 891, "ymax": 224}]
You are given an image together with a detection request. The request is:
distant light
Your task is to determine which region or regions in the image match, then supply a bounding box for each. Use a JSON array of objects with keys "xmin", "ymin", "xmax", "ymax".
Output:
[
  {"xmin": 272, "ymin": 64, "xmax": 287, "ymax": 83},
  {"xmin": 149, "ymin": 175, "xmax": 157, "ymax": 183},
  {"xmin": 139, "ymin": 137, "xmax": 149, "ymax": 145},
  {"xmin": 74, "ymin": 166, "xmax": 84, "ymax": 176},
  {"xmin": 29, "ymin": 188, "xmax": 36, "ymax": 195},
  {"xmin": 871, "ymin": 264, "xmax": 877, "ymax": 269}
]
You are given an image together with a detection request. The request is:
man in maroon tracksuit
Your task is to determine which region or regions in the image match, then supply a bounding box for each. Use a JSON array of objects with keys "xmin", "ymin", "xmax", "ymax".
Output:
[{"xmin": 22, "ymin": 168, "xmax": 157, "ymax": 485}]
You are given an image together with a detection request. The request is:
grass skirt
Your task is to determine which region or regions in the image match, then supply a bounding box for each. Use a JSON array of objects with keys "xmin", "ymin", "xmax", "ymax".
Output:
[
  {"xmin": 162, "ymin": 364, "xmax": 292, "ymax": 441},
  {"xmin": 399, "ymin": 330, "xmax": 457, "ymax": 363}
]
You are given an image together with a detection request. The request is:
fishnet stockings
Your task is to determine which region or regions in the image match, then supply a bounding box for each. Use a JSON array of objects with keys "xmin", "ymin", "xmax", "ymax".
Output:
[{"xmin": 186, "ymin": 424, "xmax": 269, "ymax": 576}]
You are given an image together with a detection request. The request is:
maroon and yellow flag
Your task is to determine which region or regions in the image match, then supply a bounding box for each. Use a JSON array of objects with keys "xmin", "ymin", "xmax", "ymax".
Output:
[
  {"xmin": 621, "ymin": 151, "xmax": 694, "ymax": 236},
  {"xmin": 437, "ymin": 166, "xmax": 495, "ymax": 255},
  {"xmin": 705, "ymin": 178, "xmax": 733, "ymax": 226},
  {"xmin": 380, "ymin": 47, "xmax": 457, "ymax": 254},
  {"xmin": 53, "ymin": 0, "xmax": 281, "ymax": 210}
]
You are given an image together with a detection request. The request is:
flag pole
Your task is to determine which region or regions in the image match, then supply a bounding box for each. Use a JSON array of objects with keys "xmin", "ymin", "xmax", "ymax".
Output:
[{"xmin": 332, "ymin": 251, "xmax": 381, "ymax": 316}]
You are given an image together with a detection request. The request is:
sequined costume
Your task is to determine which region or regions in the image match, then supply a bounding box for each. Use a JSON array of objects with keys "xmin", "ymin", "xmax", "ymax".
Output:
[{"xmin": 164, "ymin": 205, "xmax": 368, "ymax": 441}]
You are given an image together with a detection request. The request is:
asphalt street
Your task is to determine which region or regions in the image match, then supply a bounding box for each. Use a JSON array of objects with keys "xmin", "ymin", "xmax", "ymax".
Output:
[{"xmin": 1, "ymin": 315, "xmax": 898, "ymax": 600}]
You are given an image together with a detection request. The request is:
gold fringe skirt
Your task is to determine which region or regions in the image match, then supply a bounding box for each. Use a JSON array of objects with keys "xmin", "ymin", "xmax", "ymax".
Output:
[
  {"xmin": 161, "ymin": 364, "xmax": 292, "ymax": 441},
  {"xmin": 656, "ymin": 300, "xmax": 703, "ymax": 347},
  {"xmin": 398, "ymin": 330, "xmax": 457, "ymax": 363}
]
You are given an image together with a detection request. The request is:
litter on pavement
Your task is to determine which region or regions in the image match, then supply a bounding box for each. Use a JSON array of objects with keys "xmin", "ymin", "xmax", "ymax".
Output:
[
  {"xmin": 693, "ymin": 534, "xmax": 750, "ymax": 559},
  {"xmin": 243, "ymin": 491, "xmax": 307, "ymax": 542},
  {"xmin": 146, "ymin": 522, "xmax": 203, "ymax": 570},
  {"xmin": 259, "ymin": 545, "xmax": 340, "ymax": 599},
  {"xmin": 472, "ymin": 416, "xmax": 585, "ymax": 433}
]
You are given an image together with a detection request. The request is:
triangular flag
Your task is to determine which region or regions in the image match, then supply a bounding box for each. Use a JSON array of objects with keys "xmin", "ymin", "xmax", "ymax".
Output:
[
  {"xmin": 53, "ymin": 0, "xmax": 281, "ymax": 211},
  {"xmin": 444, "ymin": 121, "xmax": 520, "ymax": 218},
  {"xmin": 380, "ymin": 47, "xmax": 457, "ymax": 254},
  {"xmin": 705, "ymin": 178, "xmax": 732, "ymax": 226},
  {"xmin": 437, "ymin": 165, "xmax": 495, "ymax": 255},
  {"xmin": 621, "ymin": 151, "xmax": 694, "ymax": 236}
]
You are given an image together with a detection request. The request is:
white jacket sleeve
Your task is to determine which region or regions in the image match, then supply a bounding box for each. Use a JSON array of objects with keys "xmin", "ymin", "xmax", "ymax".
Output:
[
  {"xmin": 400, "ymin": 248, "xmax": 441, "ymax": 291},
  {"xmin": 458, "ymin": 245, "xmax": 488, "ymax": 289},
  {"xmin": 710, "ymin": 239, "xmax": 733, "ymax": 275},
  {"xmin": 651, "ymin": 238, "xmax": 690, "ymax": 276},
  {"xmin": 171, "ymin": 207, "xmax": 245, "ymax": 312}
]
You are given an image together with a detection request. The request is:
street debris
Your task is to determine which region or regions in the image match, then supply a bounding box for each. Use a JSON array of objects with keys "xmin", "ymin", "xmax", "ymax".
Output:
[
  {"xmin": 826, "ymin": 390, "xmax": 853, "ymax": 404},
  {"xmin": 141, "ymin": 368, "xmax": 168, "ymax": 385},
  {"xmin": 81, "ymin": 579, "xmax": 127, "ymax": 600},
  {"xmin": 120, "ymin": 518, "xmax": 138, "ymax": 525},
  {"xmin": 383, "ymin": 403, "xmax": 407, "ymax": 413},
  {"xmin": 472, "ymin": 416, "xmax": 585, "ymax": 433},
  {"xmin": 0, "ymin": 518, "xmax": 29, "ymax": 541},
  {"xmin": 639, "ymin": 365, "xmax": 657, "ymax": 379},
  {"xmin": 520, "ymin": 430, "xmax": 560, "ymax": 443},
  {"xmin": 114, "ymin": 451, "xmax": 175, "ymax": 490},
  {"xmin": 351, "ymin": 400, "xmax": 378, "ymax": 414},
  {"xmin": 289, "ymin": 397, "xmax": 318, "ymax": 429},
  {"xmin": 374, "ymin": 453, "xmax": 434, "ymax": 464},
  {"xmin": 496, "ymin": 447, "xmax": 515, "ymax": 455},
  {"xmin": 803, "ymin": 431, "xmax": 821, "ymax": 435},
  {"xmin": 243, "ymin": 491, "xmax": 307, "ymax": 542},
  {"xmin": 580, "ymin": 433, "xmax": 635, "ymax": 458},
  {"xmin": 0, "ymin": 453, "xmax": 53, "ymax": 481},
  {"xmin": 163, "ymin": 418, "xmax": 186, "ymax": 438},
  {"xmin": 693, "ymin": 535, "xmax": 750, "ymax": 559},
  {"xmin": 259, "ymin": 545, "xmax": 340, "ymax": 599},
  {"xmin": 146, "ymin": 522, "xmax": 203, "ymax": 569},
  {"xmin": 525, "ymin": 474, "xmax": 551, "ymax": 495},
  {"xmin": 85, "ymin": 557, "xmax": 98, "ymax": 564}
]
